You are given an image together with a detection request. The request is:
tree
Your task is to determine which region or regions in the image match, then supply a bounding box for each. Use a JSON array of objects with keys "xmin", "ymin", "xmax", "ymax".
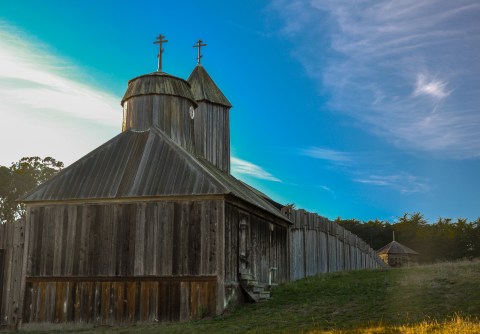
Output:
[
  {"xmin": 337, "ymin": 212, "xmax": 480, "ymax": 262},
  {"xmin": 0, "ymin": 157, "xmax": 63, "ymax": 224}
]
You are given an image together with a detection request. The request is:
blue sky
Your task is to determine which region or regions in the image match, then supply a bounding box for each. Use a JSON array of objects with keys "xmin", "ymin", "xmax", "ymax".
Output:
[{"xmin": 1, "ymin": 1, "xmax": 479, "ymax": 222}]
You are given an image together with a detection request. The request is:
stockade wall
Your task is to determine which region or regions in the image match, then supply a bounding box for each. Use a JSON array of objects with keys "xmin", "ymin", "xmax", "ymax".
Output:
[
  {"xmin": 0, "ymin": 220, "xmax": 26, "ymax": 328},
  {"xmin": 284, "ymin": 209, "xmax": 385, "ymax": 280}
]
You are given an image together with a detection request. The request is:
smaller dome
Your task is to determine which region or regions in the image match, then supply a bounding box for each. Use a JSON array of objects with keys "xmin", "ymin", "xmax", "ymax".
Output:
[
  {"xmin": 377, "ymin": 240, "xmax": 419, "ymax": 255},
  {"xmin": 121, "ymin": 72, "xmax": 197, "ymax": 107}
]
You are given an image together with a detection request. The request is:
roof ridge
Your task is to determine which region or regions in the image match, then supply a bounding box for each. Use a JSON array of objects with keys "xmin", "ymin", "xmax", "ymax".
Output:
[
  {"xmin": 377, "ymin": 240, "xmax": 419, "ymax": 255},
  {"xmin": 149, "ymin": 126, "xmax": 229, "ymax": 192},
  {"xmin": 149, "ymin": 127, "xmax": 287, "ymax": 221}
]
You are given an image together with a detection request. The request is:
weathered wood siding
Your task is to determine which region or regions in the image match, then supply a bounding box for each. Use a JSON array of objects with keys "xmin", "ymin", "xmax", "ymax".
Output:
[
  {"xmin": 285, "ymin": 209, "xmax": 385, "ymax": 280},
  {"xmin": 123, "ymin": 94, "xmax": 231, "ymax": 174},
  {"xmin": 122, "ymin": 95, "xmax": 196, "ymax": 153},
  {"xmin": 224, "ymin": 203, "xmax": 289, "ymax": 286},
  {"xmin": 193, "ymin": 103, "xmax": 230, "ymax": 173},
  {"xmin": 23, "ymin": 278, "xmax": 216, "ymax": 324},
  {"xmin": 23, "ymin": 200, "xmax": 223, "ymax": 324},
  {"xmin": 0, "ymin": 220, "xmax": 26, "ymax": 327}
]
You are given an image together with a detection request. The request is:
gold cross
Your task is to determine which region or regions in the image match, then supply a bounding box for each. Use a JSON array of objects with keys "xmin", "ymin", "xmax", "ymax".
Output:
[
  {"xmin": 153, "ymin": 34, "xmax": 168, "ymax": 72},
  {"xmin": 193, "ymin": 39, "xmax": 207, "ymax": 64}
]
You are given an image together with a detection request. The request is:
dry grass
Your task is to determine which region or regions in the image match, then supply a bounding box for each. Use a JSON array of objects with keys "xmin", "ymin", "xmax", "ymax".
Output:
[{"xmin": 310, "ymin": 315, "xmax": 480, "ymax": 333}]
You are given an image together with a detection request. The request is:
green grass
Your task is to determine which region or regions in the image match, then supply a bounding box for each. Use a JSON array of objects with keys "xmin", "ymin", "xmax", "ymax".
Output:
[{"xmin": 16, "ymin": 259, "xmax": 480, "ymax": 333}]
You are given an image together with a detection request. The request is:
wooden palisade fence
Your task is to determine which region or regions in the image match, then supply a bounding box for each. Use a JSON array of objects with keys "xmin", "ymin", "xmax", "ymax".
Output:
[
  {"xmin": 282, "ymin": 208, "xmax": 385, "ymax": 280},
  {"xmin": 0, "ymin": 220, "xmax": 27, "ymax": 329}
]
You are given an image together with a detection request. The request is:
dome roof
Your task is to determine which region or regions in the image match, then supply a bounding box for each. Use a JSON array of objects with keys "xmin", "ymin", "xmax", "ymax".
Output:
[
  {"xmin": 377, "ymin": 240, "xmax": 419, "ymax": 255},
  {"xmin": 121, "ymin": 72, "xmax": 197, "ymax": 107}
]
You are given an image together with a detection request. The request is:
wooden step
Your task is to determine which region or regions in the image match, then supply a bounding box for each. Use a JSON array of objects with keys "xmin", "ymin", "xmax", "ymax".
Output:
[
  {"xmin": 258, "ymin": 291, "xmax": 271, "ymax": 300},
  {"xmin": 241, "ymin": 279, "xmax": 258, "ymax": 287},
  {"xmin": 253, "ymin": 283, "xmax": 269, "ymax": 293},
  {"xmin": 239, "ymin": 272, "xmax": 255, "ymax": 280},
  {"xmin": 239, "ymin": 273, "xmax": 272, "ymax": 303}
]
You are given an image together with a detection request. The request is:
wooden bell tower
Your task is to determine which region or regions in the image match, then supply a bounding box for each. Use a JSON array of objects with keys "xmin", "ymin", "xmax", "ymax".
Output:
[{"xmin": 188, "ymin": 40, "xmax": 232, "ymax": 173}]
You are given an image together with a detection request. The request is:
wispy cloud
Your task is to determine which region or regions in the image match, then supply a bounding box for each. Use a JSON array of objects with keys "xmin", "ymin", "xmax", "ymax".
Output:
[
  {"xmin": 413, "ymin": 73, "xmax": 450, "ymax": 100},
  {"xmin": 301, "ymin": 145, "xmax": 430, "ymax": 193},
  {"xmin": 270, "ymin": 0, "xmax": 480, "ymax": 159},
  {"xmin": 319, "ymin": 185, "xmax": 332, "ymax": 193},
  {"xmin": 354, "ymin": 173, "xmax": 429, "ymax": 194},
  {"xmin": 231, "ymin": 157, "xmax": 282, "ymax": 182},
  {"xmin": 301, "ymin": 147, "xmax": 352, "ymax": 163},
  {"xmin": 0, "ymin": 22, "xmax": 120, "ymax": 166},
  {"xmin": 0, "ymin": 22, "xmax": 120, "ymax": 125}
]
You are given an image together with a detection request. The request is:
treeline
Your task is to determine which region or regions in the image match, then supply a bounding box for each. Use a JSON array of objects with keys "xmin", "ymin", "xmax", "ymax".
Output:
[
  {"xmin": 336, "ymin": 213, "xmax": 480, "ymax": 263},
  {"xmin": 0, "ymin": 157, "xmax": 63, "ymax": 224}
]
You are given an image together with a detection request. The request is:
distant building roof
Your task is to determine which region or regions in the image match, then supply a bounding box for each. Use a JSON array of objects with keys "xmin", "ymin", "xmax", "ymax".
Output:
[
  {"xmin": 187, "ymin": 65, "xmax": 232, "ymax": 107},
  {"xmin": 377, "ymin": 240, "xmax": 419, "ymax": 255},
  {"xmin": 121, "ymin": 72, "xmax": 197, "ymax": 106},
  {"xmin": 22, "ymin": 127, "xmax": 288, "ymax": 222}
]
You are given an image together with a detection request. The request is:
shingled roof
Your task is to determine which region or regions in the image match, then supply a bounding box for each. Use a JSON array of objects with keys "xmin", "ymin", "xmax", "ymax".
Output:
[
  {"xmin": 187, "ymin": 65, "xmax": 232, "ymax": 107},
  {"xmin": 22, "ymin": 127, "xmax": 288, "ymax": 222},
  {"xmin": 377, "ymin": 240, "xmax": 419, "ymax": 255}
]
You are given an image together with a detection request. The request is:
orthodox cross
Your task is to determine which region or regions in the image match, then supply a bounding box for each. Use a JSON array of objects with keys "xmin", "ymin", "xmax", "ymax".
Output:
[
  {"xmin": 153, "ymin": 34, "xmax": 168, "ymax": 72},
  {"xmin": 193, "ymin": 39, "xmax": 207, "ymax": 64}
]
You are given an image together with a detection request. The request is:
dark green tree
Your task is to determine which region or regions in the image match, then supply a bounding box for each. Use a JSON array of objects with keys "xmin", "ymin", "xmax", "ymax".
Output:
[
  {"xmin": 337, "ymin": 212, "xmax": 480, "ymax": 263},
  {"xmin": 0, "ymin": 157, "xmax": 63, "ymax": 224}
]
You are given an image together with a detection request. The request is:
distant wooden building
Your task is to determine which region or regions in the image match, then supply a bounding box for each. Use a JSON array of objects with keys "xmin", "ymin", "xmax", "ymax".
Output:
[
  {"xmin": 0, "ymin": 37, "xmax": 385, "ymax": 328},
  {"xmin": 377, "ymin": 235, "xmax": 419, "ymax": 267}
]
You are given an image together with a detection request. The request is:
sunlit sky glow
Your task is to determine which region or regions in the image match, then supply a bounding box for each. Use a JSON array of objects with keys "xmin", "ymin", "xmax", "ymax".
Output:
[{"xmin": 0, "ymin": 1, "xmax": 479, "ymax": 222}]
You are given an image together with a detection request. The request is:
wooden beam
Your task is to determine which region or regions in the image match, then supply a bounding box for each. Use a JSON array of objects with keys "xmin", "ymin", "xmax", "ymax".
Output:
[{"xmin": 25, "ymin": 276, "xmax": 217, "ymax": 283}]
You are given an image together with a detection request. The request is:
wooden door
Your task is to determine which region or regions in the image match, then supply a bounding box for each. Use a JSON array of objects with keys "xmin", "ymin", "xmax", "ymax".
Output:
[{"xmin": 238, "ymin": 214, "xmax": 251, "ymax": 276}]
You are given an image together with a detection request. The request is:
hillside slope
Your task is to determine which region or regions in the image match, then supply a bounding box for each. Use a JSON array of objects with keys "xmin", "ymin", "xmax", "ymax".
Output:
[{"xmin": 17, "ymin": 260, "xmax": 480, "ymax": 333}]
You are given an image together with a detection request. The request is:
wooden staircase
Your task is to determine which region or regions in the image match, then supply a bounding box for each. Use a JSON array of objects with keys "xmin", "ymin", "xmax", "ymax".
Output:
[{"xmin": 239, "ymin": 273, "xmax": 271, "ymax": 302}]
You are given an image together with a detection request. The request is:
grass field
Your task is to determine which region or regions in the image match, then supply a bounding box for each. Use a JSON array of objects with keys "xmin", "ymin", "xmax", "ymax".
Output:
[{"xmin": 16, "ymin": 259, "xmax": 480, "ymax": 333}]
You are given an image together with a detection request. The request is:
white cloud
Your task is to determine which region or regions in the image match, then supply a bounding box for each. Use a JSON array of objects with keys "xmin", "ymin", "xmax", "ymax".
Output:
[
  {"xmin": 413, "ymin": 73, "xmax": 449, "ymax": 99},
  {"xmin": 231, "ymin": 157, "xmax": 281, "ymax": 182},
  {"xmin": 354, "ymin": 173, "xmax": 429, "ymax": 194},
  {"xmin": 301, "ymin": 147, "xmax": 352, "ymax": 163},
  {"xmin": 270, "ymin": 0, "xmax": 480, "ymax": 159},
  {"xmin": 300, "ymin": 145, "xmax": 430, "ymax": 194},
  {"xmin": 319, "ymin": 185, "xmax": 332, "ymax": 193},
  {"xmin": 0, "ymin": 22, "xmax": 121, "ymax": 166}
]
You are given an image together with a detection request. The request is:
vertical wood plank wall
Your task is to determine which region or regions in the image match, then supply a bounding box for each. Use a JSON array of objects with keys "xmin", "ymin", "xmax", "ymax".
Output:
[
  {"xmin": 2, "ymin": 202, "xmax": 386, "ymax": 327},
  {"xmin": 0, "ymin": 220, "xmax": 26, "ymax": 327},
  {"xmin": 193, "ymin": 103, "xmax": 230, "ymax": 173},
  {"xmin": 22, "ymin": 200, "xmax": 223, "ymax": 324},
  {"xmin": 224, "ymin": 203, "xmax": 289, "ymax": 305},
  {"xmin": 122, "ymin": 95, "xmax": 196, "ymax": 154},
  {"xmin": 224, "ymin": 203, "xmax": 289, "ymax": 285},
  {"xmin": 122, "ymin": 96, "xmax": 230, "ymax": 174},
  {"xmin": 284, "ymin": 209, "xmax": 385, "ymax": 281}
]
